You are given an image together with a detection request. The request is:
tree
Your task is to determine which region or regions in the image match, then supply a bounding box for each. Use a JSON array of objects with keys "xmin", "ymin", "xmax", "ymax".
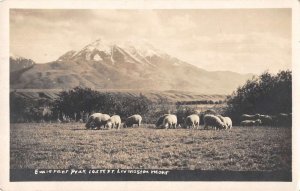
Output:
[
  {"xmin": 53, "ymin": 87, "xmax": 102, "ymax": 120},
  {"xmin": 10, "ymin": 92, "xmax": 29, "ymax": 122},
  {"xmin": 52, "ymin": 87, "xmax": 154, "ymax": 122},
  {"xmin": 224, "ymin": 70, "xmax": 292, "ymax": 124},
  {"xmin": 10, "ymin": 92, "xmax": 48, "ymax": 122}
]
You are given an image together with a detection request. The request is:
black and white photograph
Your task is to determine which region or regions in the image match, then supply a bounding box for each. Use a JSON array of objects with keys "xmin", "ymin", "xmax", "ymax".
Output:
[{"xmin": 1, "ymin": 0, "xmax": 299, "ymax": 190}]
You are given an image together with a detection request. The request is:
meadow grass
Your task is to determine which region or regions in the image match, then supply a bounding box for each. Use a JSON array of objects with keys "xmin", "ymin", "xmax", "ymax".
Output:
[{"xmin": 10, "ymin": 123, "xmax": 291, "ymax": 171}]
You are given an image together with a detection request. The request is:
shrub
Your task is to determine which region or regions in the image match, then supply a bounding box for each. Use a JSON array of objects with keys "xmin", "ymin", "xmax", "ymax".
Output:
[
  {"xmin": 52, "ymin": 87, "xmax": 154, "ymax": 122},
  {"xmin": 175, "ymin": 105, "xmax": 199, "ymax": 125},
  {"xmin": 52, "ymin": 87, "xmax": 101, "ymax": 121},
  {"xmin": 10, "ymin": 92, "xmax": 52, "ymax": 122},
  {"xmin": 143, "ymin": 98, "xmax": 175, "ymax": 124},
  {"xmin": 224, "ymin": 70, "xmax": 292, "ymax": 124}
]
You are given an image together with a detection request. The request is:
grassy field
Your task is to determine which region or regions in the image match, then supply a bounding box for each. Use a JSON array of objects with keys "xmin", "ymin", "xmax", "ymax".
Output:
[{"xmin": 10, "ymin": 123, "xmax": 291, "ymax": 171}]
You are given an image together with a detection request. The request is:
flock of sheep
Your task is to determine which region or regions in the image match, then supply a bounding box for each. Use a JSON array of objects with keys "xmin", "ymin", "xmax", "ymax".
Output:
[
  {"xmin": 85, "ymin": 113, "xmax": 233, "ymax": 130},
  {"xmin": 239, "ymin": 113, "xmax": 292, "ymax": 126},
  {"xmin": 85, "ymin": 111, "xmax": 292, "ymax": 130}
]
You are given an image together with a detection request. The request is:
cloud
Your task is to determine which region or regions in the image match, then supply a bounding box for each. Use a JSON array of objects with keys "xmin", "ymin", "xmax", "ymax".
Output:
[
  {"xmin": 10, "ymin": 9, "xmax": 291, "ymax": 74},
  {"xmin": 172, "ymin": 32, "xmax": 291, "ymax": 74}
]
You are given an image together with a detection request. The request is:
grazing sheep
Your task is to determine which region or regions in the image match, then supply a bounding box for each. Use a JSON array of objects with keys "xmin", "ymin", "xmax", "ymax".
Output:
[
  {"xmin": 240, "ymin": 119, "xmax": 262, "ymax": 126},
  {"xmin": 241, "ymin": 114, "xmax": 260, "ymax": 121},
  {"xmin": 200, "ymin": 109, "xmax": 217, "ymax": 125},
  {"xmin": 204, "ymin": 114, "xmax": 226, "ymax": 130},
  {"xmin": 216, "ymin": 115, "xmax": 226, "ymax": 123},
  {"xmin": 85, "ymin": 113, "xmax": 100, "ymax": 129},
  {"xmin": 155, "ymin": 114, "xmax": 170, "ymax": 128},
  {"xmin": 86, "ymin": 113, "xmax": 110, "ymax": 129},
  {"xmin": 124, "ymin": 114, "xmax": 142, "ymax": 128},
  {"xmin": 162, "ymin": 114, "xmax": 177, "ymax": 129},
  {"xmin": 106, "ymin": 115, "xmax": 122, "ymax": 129},
  {"xmin": 185, "ymin": 114, "xmax": 200, "ymax": 129},
  {"xmin": 259, "ymin": 114, "xmax": 273, "ymax": 126},
  {"xmin": 223, "ymin": 117, "xmax": 232, "ymax": 129},
  {"xmin": 217, "ymin": 115, "xmax": 232, "ymax": 130}
]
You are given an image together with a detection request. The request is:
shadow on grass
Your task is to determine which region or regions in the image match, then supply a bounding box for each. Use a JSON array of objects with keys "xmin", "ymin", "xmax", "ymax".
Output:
[{"xmin": 71, "ymin": 129, "xmax": 88, "ymax": 131}]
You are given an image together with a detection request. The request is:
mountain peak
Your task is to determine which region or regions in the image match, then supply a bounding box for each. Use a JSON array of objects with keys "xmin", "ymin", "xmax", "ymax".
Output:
[
  {"xmin": 80, "ymin": 38, "xmax": 112, "ymax": 54},
  {"xmin": 57, "ymin": 38, "xmax": 166, "ymax": 64},
  {"xmin": 10, "ymin": 39, "xmax": 252, "ymax": 94}
]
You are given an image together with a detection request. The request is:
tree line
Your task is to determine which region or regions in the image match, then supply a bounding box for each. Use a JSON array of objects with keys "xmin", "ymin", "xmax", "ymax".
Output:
[
  {"xmin": 10, "ymin": 87, "xmax": 201, "ymax": 124},
  {"xmin": 10, "ymin": 70, "xmax": 292, "ymax": 126},
  {"xmin": 224, "ymin": 70, "xmax": 292, "ymax": 124}
]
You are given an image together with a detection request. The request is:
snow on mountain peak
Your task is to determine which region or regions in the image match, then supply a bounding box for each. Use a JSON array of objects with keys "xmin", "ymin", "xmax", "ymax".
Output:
[
  {"xmin": 83, "ymin": 38, "xmax": 112, "ymax": 54},
  {"xmin": 58, "ymin": 38, "xmax": 167, "ymax": 64},
  {"xmin": 93, "ymin": 54, "xmax": 103, "ymax": 61},
  {"xmin": 68, "ymin": 39, "xmax": 112, "ymax": 60},
  {"xmin": 119, "ymin": 39, "xmax": 163, "ymax": 57}
]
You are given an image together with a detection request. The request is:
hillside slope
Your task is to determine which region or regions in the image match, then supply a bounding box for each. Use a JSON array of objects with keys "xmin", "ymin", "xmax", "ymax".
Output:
[{"xmin": 10, "ymin": 39, "xmax": 253, "ymax": 94}]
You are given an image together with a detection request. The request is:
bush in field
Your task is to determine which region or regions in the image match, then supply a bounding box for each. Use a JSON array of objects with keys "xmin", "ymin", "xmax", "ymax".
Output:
[
  {"xmin": 145, "ymin": 98, "xmax": 176, "ymax": 124},
  {"xmin": 10, "ymin": 92, "xmax": 29, "ymax": 122},
  {"xmin": 53, "ymin": 87, "xmax": 101, "ymax": 120},
  {"xmin": 10, "ymin": 92, "xmax": 52, "ymax": 122},
  {"xmin": 53, "ymin": 87, "xmax": 153, "ymax": 122},
  {"xmin": 107, "ymin": 93, "xmax": 153, "ymax": 122},
  {"xmin": 224, "ymin": 70, "xmax": 292, "ymax": 124},
  {"xmin": 175, "ymin": 105, "xmax": 199, "ymax": 125}
]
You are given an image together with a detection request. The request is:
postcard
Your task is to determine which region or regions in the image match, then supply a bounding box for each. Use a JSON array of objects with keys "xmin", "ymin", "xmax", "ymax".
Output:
[{"xmin": 0, "ymin": 0, "xmax": 299, "ymax": 190}]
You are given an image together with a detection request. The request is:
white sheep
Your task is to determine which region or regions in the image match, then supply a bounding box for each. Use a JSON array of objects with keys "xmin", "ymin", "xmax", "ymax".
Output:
[
  {"xmin": 223, "ymin": 117, "xmax": 232, "ymax": 129},
  {"xmin": 155, "ymin": 114, "xmax": 170, "ymax": 128},
  {"xmin": 124, "ymin": 114, "xmax": 142, "ymax": 128},
  {"xmin": 240, "ymin": 119, "xmax": 262, "ymax": 126},
  {"xmin": 204, "ymin": 114, "xmax": 226, "ymax": 130},
  {"xmin": 185, "ymin": 114, "xmax": 200, "ymax": 129},
  {"xmin": 241, "ymin": 114, "xmax": 260, "ymax": 121},
  {"xmin": 163, "ymin": 114, "xmax": 177, "ymax": 129},
  {"xmin": 259, "ymin": 114, "xmax": 273, "ymax": 126},
  {"xmin": 217, "ymin": 115, "xmax": 232, "ymax": 130},
  {"xmin": 106, "ymin": 115, "xmax": 121, "ymax": 129},
  {"xmin": 85, "ymin": 113, "xmax": 110, "ymax": 129},
  {"xmin": 216, "ymin": 115, "xmax": 225, "ymax": 123}
]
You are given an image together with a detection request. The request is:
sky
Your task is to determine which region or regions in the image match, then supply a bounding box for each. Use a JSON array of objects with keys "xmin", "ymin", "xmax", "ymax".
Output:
[{"xmin": 10, "ymin": 9, "xmax": 291, "ymax": 74}]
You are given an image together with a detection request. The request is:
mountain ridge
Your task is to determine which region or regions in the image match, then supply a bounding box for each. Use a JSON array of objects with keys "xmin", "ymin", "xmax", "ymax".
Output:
[{"xmin": 10, "ymin": 39, "xmax": 253, "ymax": 94}]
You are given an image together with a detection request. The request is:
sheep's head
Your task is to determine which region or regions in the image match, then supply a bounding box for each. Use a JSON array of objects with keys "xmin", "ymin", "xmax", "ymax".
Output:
[
  {"xmin": 89, "ymin": 121, "xmax": 97, "ymax": 128},
  {"xmin": 224, "ymin": 124, "xmax": 229, "ymax": 129},
  {"xmin": 106, "ymin": 121, "xmax": 112, "ymax": 129},
  {"xmin": 221, "ymin": 123, "xmax": 226, "ymax": 129},
  {"xmin": 155, "ymin": 120, "xmax": 161, "ymax": 128},
  {"xmin": 85, "ymin": 121, "xmax": 93, "ymax": 129}
]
